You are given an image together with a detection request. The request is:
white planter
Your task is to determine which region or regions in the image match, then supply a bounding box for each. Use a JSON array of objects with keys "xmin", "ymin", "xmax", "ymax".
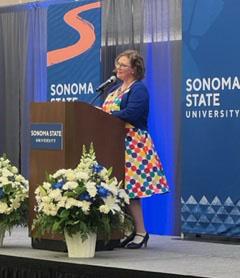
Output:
[{"xmin": 64, "ymin": 231, "xmax": 97, "ymax": 258}]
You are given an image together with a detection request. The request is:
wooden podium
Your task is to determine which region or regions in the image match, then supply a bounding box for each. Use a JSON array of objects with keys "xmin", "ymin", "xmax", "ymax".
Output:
[{"xmin": 29, "ymin": 102, "xmax": 125, "ymax": 251}]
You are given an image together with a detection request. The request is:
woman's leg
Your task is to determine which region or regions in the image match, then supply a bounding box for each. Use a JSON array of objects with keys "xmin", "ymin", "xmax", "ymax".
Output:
[
  {"xmin": 126, "ymin": 199, "xmax": 149, "ymax": 248},
  {"xmin": 128, "ymin": 199, "xmax": 146, "ymax": 233}
]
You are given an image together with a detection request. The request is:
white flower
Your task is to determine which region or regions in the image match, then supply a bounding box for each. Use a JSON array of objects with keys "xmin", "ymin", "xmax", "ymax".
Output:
[
  {"xmin": 99, "ymin": 168, "xmax": 109, "ymax": 179},
  {"xmin": 101, "ymin": 180, "xmax": 118, "ymax": 195},
  {"xmin": 14, "ymin": 181, "xmax": 21, "ymax": 187},
  {"xmin": 86, "ymin": 181, "xmax": 97, "ymax": 197},
  {"xmin": 11, "ymin": 166, "xmax": 18, "ymax": 174},
  {"xmin": 11, "ymin": 197, "xmax": 21, "ymax": 209},
  {"xmin": 49, "ymin": 189, "xmax": 62, "ymax": 201},
  {"xmin": 1, "ymin": 159, "xmax": 10, "ymax": 167},
  {"xmin": 75, "ymin": 171, "xmax": 88, "ymax": 181},
  {"xmin": 0, "ymin": 202, "xmax": 9, "ymax": 213},
  {"xmin": 99, "ymin": 204, "xmax": 110, "ymax": 214},
  {"xmin": 15, "ymin": 174, "xmax": 25, "ymax": 183},
  {"xmin": 0, "ymin": 176, "xmax": 10, "ymax": 185},
  {"xmin": 56, "ymin": 196, "xmax": 67, "ymax": 208},
  {"xmin": 65, "ymin": 169, "xmax": 76, "ymax": 181},
  {"xmin": 11, "ymin": 182, "xmax": 17, "ymax": 188},
  {"xmin": 35, "ymin": 186, "xmax": 47, "ymax": 197},
  {"xmin": 2, "ymin": 168, "xmax": 13, "ymax": 177},
  {"xmin": 24, "ymin": 180, "xmax": 29, "ymax": 187},
  {"xmin": 78, "ymin": 157, "xmax": 94, "ymax": 169},
  {"xmin": 35, "ymin": 195, "xmax": 42, "ymax": 204},
  {"xmin": 42, "ymin": 196, "xmax": 51, "ymax": 204},
  {"xmin": 118, "ymin": 189, "xmax": 130, "ymax": 205},
  {"xmin": 5, "ymin": 207, "xmax": 13, "ymax": 215},
  {"xmin": 15, "ymin": 175, "xmax": 22, "ymax": 182},
  {"xmin": 65, "ymin": 198, "xmax": 77, "ymax": 209},
  {"xmin": 42, "ymin": 203, "xmax": 58, "ymax": 216},
  {"xmin": 62, "ymin": 181, "xmax": 78, "ymax": 190},
  {"xmin": 103, "ymin": 195, "xmax": 121, "ymax": 214},
  {"xmin": 79, "ymin": 200, "xmax": 91, "ymax": 213},
  {"xmin": 42, "ymin": 182, "xmax": 51, "ymax": 191},
  {"xmin": 52, "ymin": 169, "xmax": 66, "ymax": 179},
  {"xmin": 110, "ymin": 177, "xmax": 119, "ymax": 187},
  {"xmin": 37, "ymin": 202, "xmax": 45, "ymax": 212}
]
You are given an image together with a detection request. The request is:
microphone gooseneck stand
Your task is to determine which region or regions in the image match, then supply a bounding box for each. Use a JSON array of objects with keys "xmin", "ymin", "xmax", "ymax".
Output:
[
  {"xmin": 90, "ymin": 77, "xmax": 118, "ymax": 105},
  {"xmin": 90, "ymin": 88, "xmax": 106, "ymax": 105}
]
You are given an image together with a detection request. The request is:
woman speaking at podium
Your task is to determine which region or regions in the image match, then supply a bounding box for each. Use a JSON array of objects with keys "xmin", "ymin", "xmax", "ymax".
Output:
[{"xmin": 102, "ymin": 50, "xmax": 169, "ymax": 249}]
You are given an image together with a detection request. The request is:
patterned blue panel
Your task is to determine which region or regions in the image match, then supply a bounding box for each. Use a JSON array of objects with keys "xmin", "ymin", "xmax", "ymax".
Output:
[{"xmin": 181, "ymin": 196, "xmax": 240, "ymax": 237}]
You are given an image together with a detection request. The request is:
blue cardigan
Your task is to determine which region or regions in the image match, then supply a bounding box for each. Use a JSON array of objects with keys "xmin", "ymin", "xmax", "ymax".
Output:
[{"xmin": 105, "ymin": 80, "xmax": 149, "ymax": 130}]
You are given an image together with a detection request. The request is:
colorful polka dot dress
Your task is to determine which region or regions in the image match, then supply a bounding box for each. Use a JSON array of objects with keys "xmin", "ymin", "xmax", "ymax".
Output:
[{"xmin": 102, "ymin": 88, "xmax": 169, "ymax": 199}]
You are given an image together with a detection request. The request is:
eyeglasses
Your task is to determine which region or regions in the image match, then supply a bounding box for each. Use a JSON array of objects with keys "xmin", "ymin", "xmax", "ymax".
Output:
[{"xmin": 115, "ymin": 62, "xmax": 131, "ymax": 69}]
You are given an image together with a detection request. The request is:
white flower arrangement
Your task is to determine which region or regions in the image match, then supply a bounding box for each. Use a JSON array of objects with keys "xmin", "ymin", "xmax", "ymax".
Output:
[
  {"xmin": 0, "ymin": 154, "xmax": 29, "ymax": 232},
  {"xmin": 33, "ymin": 144, "xmax": 131, "ymax": 241}
]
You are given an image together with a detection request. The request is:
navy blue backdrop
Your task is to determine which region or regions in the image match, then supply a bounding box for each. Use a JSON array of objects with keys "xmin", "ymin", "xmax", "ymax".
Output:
[{"xmin": 182, "ymin": 0, "xmax": 240, "ymax": 236}]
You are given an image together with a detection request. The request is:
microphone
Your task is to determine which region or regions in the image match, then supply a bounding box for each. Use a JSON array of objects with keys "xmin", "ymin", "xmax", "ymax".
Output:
[{"xmin": 96, "ymin": 75, "xmax": 117, "ymax": 92}]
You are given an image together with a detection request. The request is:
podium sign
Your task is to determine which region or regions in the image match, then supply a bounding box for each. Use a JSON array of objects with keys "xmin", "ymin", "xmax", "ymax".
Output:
[{"xmin": 30, "ymin": 123, "xmax": 63, "ymax": 150}]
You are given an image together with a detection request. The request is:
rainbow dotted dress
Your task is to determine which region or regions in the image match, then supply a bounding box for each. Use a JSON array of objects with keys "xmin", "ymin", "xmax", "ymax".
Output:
[{"xmin": 102, "ymin": 89, "xmax": 169, "ymax": 199}]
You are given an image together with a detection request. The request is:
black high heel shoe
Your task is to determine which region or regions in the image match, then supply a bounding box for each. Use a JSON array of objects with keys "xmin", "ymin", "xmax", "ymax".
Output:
[
  {"xmin": 126, "ymin": 233, "xmax": 149, "ymax": 249},
  {"xmin": 119, "ymin": 231, "xmax": 136, "ymax": 248}
]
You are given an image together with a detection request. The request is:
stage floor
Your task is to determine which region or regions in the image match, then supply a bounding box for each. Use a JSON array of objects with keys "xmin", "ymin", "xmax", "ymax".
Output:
[{"xmin": 0, "ymin": 227, "xmax": 240, "ymax": 278}]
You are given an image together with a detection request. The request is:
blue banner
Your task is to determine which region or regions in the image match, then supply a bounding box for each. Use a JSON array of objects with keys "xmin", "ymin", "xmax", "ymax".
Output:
[
  {"xmin": 182, "ymin": 0, "xmax": 240, "ymax": 237},
  {"xmin": 31, "ymin": 123, "xmax": 63, "ymax": 150},
  {"xmin": 47, "ymin": 0, "xmax": 101, "ymax": 103}
]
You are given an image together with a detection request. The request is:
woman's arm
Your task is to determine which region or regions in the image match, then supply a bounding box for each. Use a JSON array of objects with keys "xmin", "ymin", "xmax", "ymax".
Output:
[{"xmin": 111, "ymin": 84, "xmax": 149, "ymax": 123}]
